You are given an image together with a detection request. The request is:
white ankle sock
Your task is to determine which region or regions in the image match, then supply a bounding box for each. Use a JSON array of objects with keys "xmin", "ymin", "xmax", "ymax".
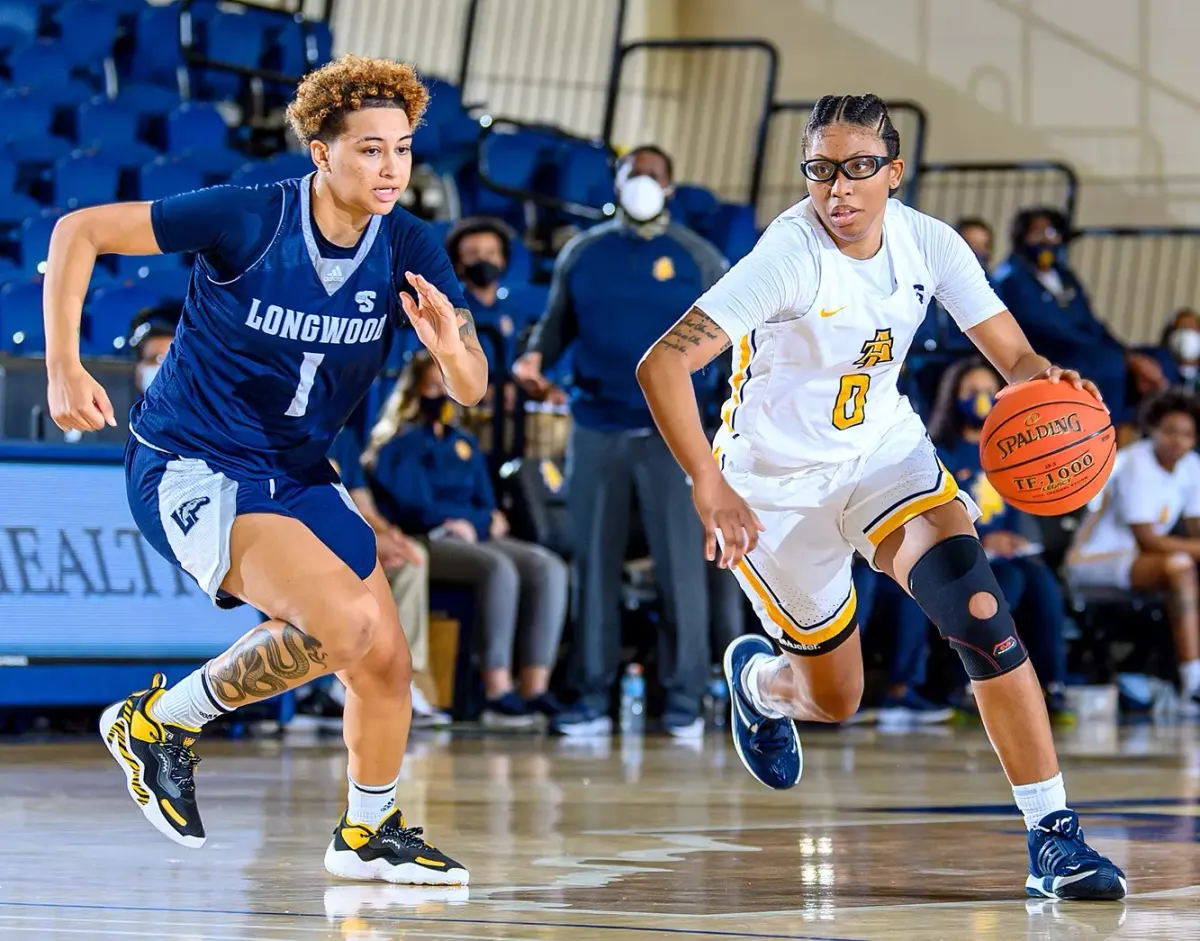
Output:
[
  {"xmin": 148, "ymin": 665, "xmax": 231, "ymax": 731},
  {"xmin": 347, "ymin": 772, "xmax": 399, "ymax": 829},
  {"xmin": 1013, "ymin": 772, "xmax": 1068, "ymax": 830},
  {"xmin": 1180, "ymin": 659, "xmax": 1200, "ymax": 697},
  {"xmin": 741, "ymin": 654, "xmax": 784, "ymax": 720}
]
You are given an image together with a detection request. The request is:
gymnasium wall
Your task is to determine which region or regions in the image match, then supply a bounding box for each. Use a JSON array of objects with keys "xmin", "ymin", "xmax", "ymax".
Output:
[{"xmin": 318, "ymin": 0, "xmax": 1200, "ymax": 227}]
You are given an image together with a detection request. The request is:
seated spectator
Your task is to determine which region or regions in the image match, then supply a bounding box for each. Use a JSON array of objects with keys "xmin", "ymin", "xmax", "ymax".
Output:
[
  {"xmin": 129, "ymin": 306, "xmax": 179, "ymax": 395},
  {"xmin": 328, "ymin": 425, "xmax": 449, "ymax": 729},
  {"xmin": 957, "ymin": 216, "xmax": 993, "ymax": 274},
  {"xmin": 993, "ymin": 207, "xmax": 1167, "ymax": 425},
  {"xmin": 1066, "ymin": 389, "xmax": 1200, "ymax": 711},
  {"xmin": 881, "ymin": 359, "xmax": 1074, "ymax": 723},
  {"xmin": 1160, "ymin": 307, "xmax": 1200, "ymax": 392},
  {"xmin": 366, "ymin": 352, "xmax": 569, "ymax": 728},
  {"xmin": 444, "ymin": 216, "xmax": 541, "ymax": 377}
]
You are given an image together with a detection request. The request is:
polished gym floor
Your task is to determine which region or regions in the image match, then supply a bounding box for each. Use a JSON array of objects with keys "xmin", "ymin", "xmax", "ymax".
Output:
[{"xmin": 1, "ymin": 718, "xmax": 1198, "ymax": 940}]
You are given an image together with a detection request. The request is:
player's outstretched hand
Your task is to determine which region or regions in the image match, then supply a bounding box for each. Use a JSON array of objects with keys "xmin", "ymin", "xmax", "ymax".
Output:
[
  {"xmin": 402, "ymin": 271, "xmax": 465, "ymax": 357},
  {"xmin": 47, "ymin": 362, "xmax": 116, "ymax": 432},
  {"xmin": 693, "ymin": 471, "xmax": 765, "ymax": 569}
]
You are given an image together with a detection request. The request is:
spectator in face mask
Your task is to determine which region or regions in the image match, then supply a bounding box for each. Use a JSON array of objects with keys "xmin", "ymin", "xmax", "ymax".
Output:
[
  {"xmin": 1162, "ymin": 308, "xmax": 1200, "ymax": 392},
  {"xmin": 129, "ymin": 307, "xmax": 179, "ymax": 394},
  {"xmin": 957, "ymin": 217, "xmax": 993, "ymax": 273},
  {"xmin": 993, "ymin": 207, "xmax": 1167, "ymax": 426},
  {"xmin": 444, "ymin": 217, "xmax": 539, "ymax": 375},
  {"xmin": 512, "ymin": 144, "xmax": 728, "ymax": 738}
]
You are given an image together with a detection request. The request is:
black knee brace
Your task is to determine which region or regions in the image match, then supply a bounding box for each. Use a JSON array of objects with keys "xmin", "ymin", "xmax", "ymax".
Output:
[{"xmin": 907, "ymin": 534, "xmax": 1028, "ymax": 680}]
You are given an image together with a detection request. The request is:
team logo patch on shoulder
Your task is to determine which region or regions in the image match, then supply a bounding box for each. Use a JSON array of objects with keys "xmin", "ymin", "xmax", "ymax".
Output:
[
  {"xmin": 653, "ymin": 256, "xmax": 675, "ymax": 281},
  {"xmin": 171, "ymin": 496, "xmax": 211, "ymax": 535},
  {"xmin": 913, "ymin": 283, "xmax": 926, "ymax": 304},
  {"xmin": 454, "ymin": 439, "xmax": 473, "ymax": 461}
]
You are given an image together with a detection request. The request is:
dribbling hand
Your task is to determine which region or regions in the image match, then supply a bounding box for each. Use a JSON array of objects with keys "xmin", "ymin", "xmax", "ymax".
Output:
[
  {"xmin": 693, "ymin": 471, "xmax": 765, "ymax": 569},
  {"xmin": 48, "ymin": 362, "xmax": 116, "ymax": 432},
  {"xmin": 1003, "ymin": 365, "xmax": 1105, "ymax": 409}
]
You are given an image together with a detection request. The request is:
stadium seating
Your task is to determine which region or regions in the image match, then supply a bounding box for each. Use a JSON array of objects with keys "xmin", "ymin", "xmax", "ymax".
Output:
[
  {"xmin": 0, "ymin": 278, "xmax": 46, "ymax": 353},
  {"xmin": 139, "ymin": 158, "xmax": 205, "ymax": 201},
  {"xmin": 52, "ymin": 152, "xmax": 121, "ymax": 210},
  {"xmin": 86, "ymin": 283, "xmax": 163, "ymax": 355},
  {"xmin": 0, "ymin": 0, "xmax": 38, "ymax": 53},
  {"xmin": 53, "ymin": 0, "xmax": 121, "ymax": 65}
]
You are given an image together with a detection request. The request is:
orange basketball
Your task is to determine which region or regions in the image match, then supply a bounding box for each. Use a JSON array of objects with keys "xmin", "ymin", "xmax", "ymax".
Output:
[{"xmin": 979, "ymin": 378, "xmax": 1116, "ymax": 516}]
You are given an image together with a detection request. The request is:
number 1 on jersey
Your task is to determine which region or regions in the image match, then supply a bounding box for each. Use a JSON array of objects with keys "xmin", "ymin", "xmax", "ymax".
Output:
[
  {"xmin": 286, "ymin": 351, "xmax": 325, "ymax": 417},
  {"xmin": 832, "ymin": 373, "xmax": 870, "ymax": 429}
]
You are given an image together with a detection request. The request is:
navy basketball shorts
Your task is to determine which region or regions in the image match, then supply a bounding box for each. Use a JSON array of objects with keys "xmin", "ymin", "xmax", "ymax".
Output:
[{"xmin": 125, "ymin": 435, "xmax": 377, "ymax": 608}]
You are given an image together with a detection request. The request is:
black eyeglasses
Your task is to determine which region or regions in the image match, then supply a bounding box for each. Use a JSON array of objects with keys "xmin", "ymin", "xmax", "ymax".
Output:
[{"xmin": 800, "ymin": 155, "xmax": 892, "ymax": 183}]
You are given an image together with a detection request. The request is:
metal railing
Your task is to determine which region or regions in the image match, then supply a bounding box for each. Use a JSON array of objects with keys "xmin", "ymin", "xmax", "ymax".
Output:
[
  {"xmin": 458, "ymin": 0, "xmax": 627, "ymax": 137},
  {"xmin": 1069, "ymin": 226, "xmax": 1200, "ymax": 344},
  {"xmin": 912, "ymin": 160, "xmax": 1078, "ymax": 241},
  {"xmin": 602, "ymin": 39, "xmax": 778, "ymax": 206},
  {"xmin": 758, "ymin": 99, "xmax": 927, "ymax": 227}
]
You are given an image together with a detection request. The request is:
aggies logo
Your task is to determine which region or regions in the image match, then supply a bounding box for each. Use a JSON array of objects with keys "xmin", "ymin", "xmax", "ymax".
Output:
[{"xmin": 853, "ymin": 328, "xmax": 894, "ymax": 368}]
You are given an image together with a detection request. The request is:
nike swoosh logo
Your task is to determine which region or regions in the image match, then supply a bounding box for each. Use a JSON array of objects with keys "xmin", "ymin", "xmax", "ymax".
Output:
[{"xmin": 820, "ymin": 307, "xmax": 845, "ymax": 318}]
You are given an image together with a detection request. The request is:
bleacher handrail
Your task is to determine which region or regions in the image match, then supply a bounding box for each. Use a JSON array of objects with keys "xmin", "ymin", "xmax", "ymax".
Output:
[
  {"xmin": 914, "ymin": 159, "xmax": 1080, "ymax": 226},
  {"xmin": 601, "ymin": 38, "xmax": 779, "ymax": 206}
]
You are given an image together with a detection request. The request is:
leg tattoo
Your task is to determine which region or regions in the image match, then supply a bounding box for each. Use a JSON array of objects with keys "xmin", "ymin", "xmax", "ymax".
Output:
[{"xmin": 206, "ymin": 623, "xmax": 328, "ymax": 705}]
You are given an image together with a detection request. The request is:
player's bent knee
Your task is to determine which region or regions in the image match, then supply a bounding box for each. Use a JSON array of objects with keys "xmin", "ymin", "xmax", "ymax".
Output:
[
  {"xmin": 907, "ymin": 534, "xmax": 1028, "ymax": 681},
  {"xmin": 296, "ymin": 588, "xmax": 381, "ymax": 669}
]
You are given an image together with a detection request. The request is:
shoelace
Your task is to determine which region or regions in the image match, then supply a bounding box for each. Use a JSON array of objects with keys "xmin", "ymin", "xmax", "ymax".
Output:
[
  {"xmin": 160, "ymin": 742, "xmax": 201, "ymax": 793},
  {"xmin": 374, "ymin": 819, "xmax": 430, "ymax": 851},
  {"xmin": 1035, "ymin": 824, "xmax": 1101, "ymax": 874}
]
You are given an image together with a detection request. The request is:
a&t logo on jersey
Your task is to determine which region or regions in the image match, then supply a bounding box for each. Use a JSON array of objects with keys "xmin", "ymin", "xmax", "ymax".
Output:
[
  {"xmin": 171, "ymin": 496, "xmax": 211, "ymax": 535},
  {"xmin": 853, "ymin": 328, "xmax": 894, "ymax": 368}
]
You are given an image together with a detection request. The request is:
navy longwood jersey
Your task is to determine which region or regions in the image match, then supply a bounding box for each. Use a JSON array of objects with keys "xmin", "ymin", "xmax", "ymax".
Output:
[{"xmin": 131, "ymin": 176, "xmax": 453, "ymax": 479}]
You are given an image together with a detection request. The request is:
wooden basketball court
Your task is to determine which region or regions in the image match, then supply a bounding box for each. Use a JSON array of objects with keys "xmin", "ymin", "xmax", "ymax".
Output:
[{"xmin": 1, "ymin": 722, "xmax": 1197, "ymax": 939}]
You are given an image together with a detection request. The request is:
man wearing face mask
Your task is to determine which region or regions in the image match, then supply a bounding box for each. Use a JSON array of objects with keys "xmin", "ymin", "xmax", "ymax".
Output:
[
  {"xmin": 444, "ymin": 217, "xmax": 539, "ymax": 376},
  {"xmin": 129, "ymin": 306, "xmax": 179, "ymax": 395},
  {"xmin": 993, "ymin": 207, "xmax": 1167, "ymax": 425},
  {"xmin": 1161, "ymin": 308, "xmax": 1200, "ymax": 393},
  {"xmin": 513, "ymin": 144, "xmax": 729, "ymax": 738}
]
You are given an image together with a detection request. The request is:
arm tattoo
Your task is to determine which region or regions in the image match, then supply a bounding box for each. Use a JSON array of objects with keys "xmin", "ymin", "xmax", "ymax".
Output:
[
  {"xmin": 456, "ymin": 306, "xmax": 478, "ymax": 344},
  {"xmin": 206, "ymin": 623, "xmax": 328, "ymax": 705},
  {"xmin": 659, "ymin": 309, "xmax": 732, "ymax": 359}
]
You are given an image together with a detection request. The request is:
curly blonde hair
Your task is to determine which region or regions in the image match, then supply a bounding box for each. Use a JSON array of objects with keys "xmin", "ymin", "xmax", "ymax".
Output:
[{"xmin": 285, "ymin": 54, "xmax": 430, "ymax": 145}]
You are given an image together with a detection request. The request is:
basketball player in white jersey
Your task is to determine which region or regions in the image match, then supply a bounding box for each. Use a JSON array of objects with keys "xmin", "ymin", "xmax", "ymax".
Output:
[
  {"xmin": 636, "ymin": 95, "xmax": 1125, "ymax": 900},
  {"xmin": 1067, "ymin": 389, "xmax": 1200, "ymax": 710}
]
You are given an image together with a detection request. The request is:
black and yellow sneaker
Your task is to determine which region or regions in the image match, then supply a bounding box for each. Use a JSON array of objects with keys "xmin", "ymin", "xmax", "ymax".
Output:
[
  {"xmin": 324, "ymin": 809, "xmax": 469, "ymax": 885},
  {"xmin": 98, "ymin": 673, "xmax": 205, "ymax": 848}
]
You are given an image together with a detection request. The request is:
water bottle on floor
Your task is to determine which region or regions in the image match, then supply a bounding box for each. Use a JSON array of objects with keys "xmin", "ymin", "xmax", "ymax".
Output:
[{"xmin": 620, "ymin": 663, "xmax": 645, "ymax": 734}]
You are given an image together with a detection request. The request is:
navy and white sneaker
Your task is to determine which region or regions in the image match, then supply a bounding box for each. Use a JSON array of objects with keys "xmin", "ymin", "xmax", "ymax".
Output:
[
  {"xmin": 723, "ymin": 635, "xmax": 802, "ymax": 789},
  {"xmin": 1026, "ymin": 810, "xmax": 1127, "ymax": 900}
]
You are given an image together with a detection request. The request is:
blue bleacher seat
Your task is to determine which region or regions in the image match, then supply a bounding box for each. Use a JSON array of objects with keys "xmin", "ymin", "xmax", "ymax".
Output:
[
  {"xmin": 709, "ymin": 203, "xmax": 759, "ymax": 263},
  {"xmin": 139, "ymin": 158, "xmax": 205, "ymax": 200},
  {"xmin": 165, "ymin": 103, "xmax": 245, "ymax": 176},
  {"xmin": 135, "ymin": 267, "xmax": 191, "ymax": 302},
  {"xmin": 52, "ymin": 152, "xmax": 120, "ymax": 209},
  {"xmin": 0, "ymin": 90, "xmax": 70, "ymax": 154},
  {"xmin": 113, "ymin": 82, "xmax": 181, "ymax": 119},
  {"xmin": 9, "ymin": 40, "xmax": 99, "ymax": 105},
  {"xmin": 0, "ymin": 0, "xmax": 38, "ymax": 53},
  {"xmin": 0, "ymin": 278, "xmax": 46, "ymax": 353},
  {"xmin": 112, "ymin": 252, "xmax": 186, "ymax": 280},
  {"xmin": 0, "ymin": 152, "xmax": 39, "ymax": 226},
  {"xmin": 198, "ymin": 10, "xmax": 268, "ymax": 100},
  {"xmin": 269, "ymin": 18, "xmax": 332, "ymax": 80},
  {"xmin": 556, "ymin": 140, "xmax": 612, "ymax": 211},
  {"xmin": 86, "ymin": 283, "xmax": 162, "ymax": 354},
  {"xmin": 76, "ymin": 97, "xmax": 161, "ymax": 167},
  {"xmin": 19, "ymin": 211, "xmax": 62, "ymax": 271},
  {"xmin": 129, "ymin": 4, "xmax": 183, "ymax": 89},
  {"xmin": 54, "ymin": 0, "xmax": 121, "ymax": 64},
  {"xmin": 670, "ymin": 184, "xmax": 720, "ymax": 230}
]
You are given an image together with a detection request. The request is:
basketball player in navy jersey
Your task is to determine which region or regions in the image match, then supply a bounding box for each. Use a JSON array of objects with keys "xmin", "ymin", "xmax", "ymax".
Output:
[{"xmin": 43, "ymin": 56, "xmax": 485, "ymax": 885}]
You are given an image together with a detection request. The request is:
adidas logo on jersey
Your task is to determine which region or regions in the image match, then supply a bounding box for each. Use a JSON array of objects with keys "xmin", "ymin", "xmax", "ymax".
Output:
[
  {"xmin": 323, "ymin": 264, "xmax": 345, "ymax": 284},
  {"xmin": 244, "ymin": 297, "xmax": 387, "ymax": 346}
]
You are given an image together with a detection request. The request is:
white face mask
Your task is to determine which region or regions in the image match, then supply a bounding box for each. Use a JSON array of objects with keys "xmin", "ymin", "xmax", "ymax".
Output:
[
  {"xmin": 136, "ymin": 362, "xmax": 160, "ymax": 392},
  {"xmin": 1170, "ymin": 327, "xmax": 1200, "ymax": 363},
  {"xmin": 617, "ymin": 175, "xmax": 667, "ymax": 222}
]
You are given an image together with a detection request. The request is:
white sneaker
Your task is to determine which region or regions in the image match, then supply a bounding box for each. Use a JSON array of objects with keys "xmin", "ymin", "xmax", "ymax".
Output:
[{"xmin": 410, "ymin": 683, "xmax": 451, "ymax": 728}]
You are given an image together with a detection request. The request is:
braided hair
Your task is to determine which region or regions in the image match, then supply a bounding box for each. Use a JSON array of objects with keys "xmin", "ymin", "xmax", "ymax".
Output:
[{"xmin": 801, "ymin": 94, "xmax": 900, "ymax": 160}]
